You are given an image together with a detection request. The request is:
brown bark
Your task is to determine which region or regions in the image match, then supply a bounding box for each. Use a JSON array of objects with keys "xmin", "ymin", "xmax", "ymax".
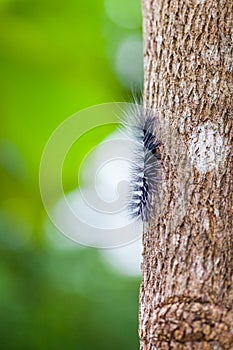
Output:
[{"xmin": 140, "ymin": 0, "xmax": 233, "ymax": 349}]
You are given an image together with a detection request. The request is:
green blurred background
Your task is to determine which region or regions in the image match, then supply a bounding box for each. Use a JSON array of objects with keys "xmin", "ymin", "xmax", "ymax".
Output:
[{"xmin": 0, "ymin": 0, "xmax": 143, "ymax": 349}]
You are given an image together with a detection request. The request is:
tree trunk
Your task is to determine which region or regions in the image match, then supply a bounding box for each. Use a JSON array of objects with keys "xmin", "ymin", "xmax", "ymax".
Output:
[{"xmin": 139, "ymin": 0, "xmax": 233, "ymax": 349}]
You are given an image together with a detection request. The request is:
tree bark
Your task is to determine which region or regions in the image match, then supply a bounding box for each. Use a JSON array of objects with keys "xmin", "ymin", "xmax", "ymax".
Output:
[{"xmin": 140, "ymin": 0, "xmax": 233, "ymax": 349}]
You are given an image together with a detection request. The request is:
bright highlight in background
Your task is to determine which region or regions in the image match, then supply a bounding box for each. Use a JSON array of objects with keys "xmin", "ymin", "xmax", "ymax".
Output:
[{"xmin": 39, "ymin": 103, "xmax": 143, "ymax": 248}]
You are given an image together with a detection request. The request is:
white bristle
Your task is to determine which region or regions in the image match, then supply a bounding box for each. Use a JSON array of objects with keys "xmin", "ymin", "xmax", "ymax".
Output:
[{"xmin": 121, "ymin": 102, "xmax": 161, "ymax": 222}]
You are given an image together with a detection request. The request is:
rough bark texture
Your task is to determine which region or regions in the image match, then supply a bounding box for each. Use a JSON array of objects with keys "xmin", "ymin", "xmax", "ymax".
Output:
[{"xmin": 140, "ymin": 0, "xmax": 233, "ymax": 349}]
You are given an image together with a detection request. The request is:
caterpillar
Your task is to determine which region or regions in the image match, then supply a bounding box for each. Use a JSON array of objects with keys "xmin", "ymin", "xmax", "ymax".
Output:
[{"xmin": 123, "ymin": 102, "xmax": 161, "ymax": 222}]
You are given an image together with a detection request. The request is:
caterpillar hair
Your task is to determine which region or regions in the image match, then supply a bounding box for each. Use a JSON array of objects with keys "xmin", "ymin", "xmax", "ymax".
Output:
[{"xmin": 122, "ymin": 102, "xmax": 161, "ymax": 222}]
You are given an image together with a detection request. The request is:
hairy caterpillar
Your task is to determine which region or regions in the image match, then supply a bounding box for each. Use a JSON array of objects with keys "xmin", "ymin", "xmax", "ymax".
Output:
[{"xmin": 123, "ymin": 103, "xmax": 161, "ymax": 222}]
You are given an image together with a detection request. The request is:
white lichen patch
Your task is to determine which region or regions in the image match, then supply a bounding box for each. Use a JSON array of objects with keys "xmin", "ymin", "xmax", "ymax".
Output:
[{"xmin": 189, "ymin": 121, "xmax": 226, "ymax": 174}]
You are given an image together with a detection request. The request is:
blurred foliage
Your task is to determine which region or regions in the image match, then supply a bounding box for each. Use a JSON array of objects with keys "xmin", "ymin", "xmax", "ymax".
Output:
[
  {"xmin": 0, "ymin": 0, "xmax": 142, "ymax": 349},
  {"xmin": 0, "ymin": 220, "xmax": 139, "ymax": 349}
]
